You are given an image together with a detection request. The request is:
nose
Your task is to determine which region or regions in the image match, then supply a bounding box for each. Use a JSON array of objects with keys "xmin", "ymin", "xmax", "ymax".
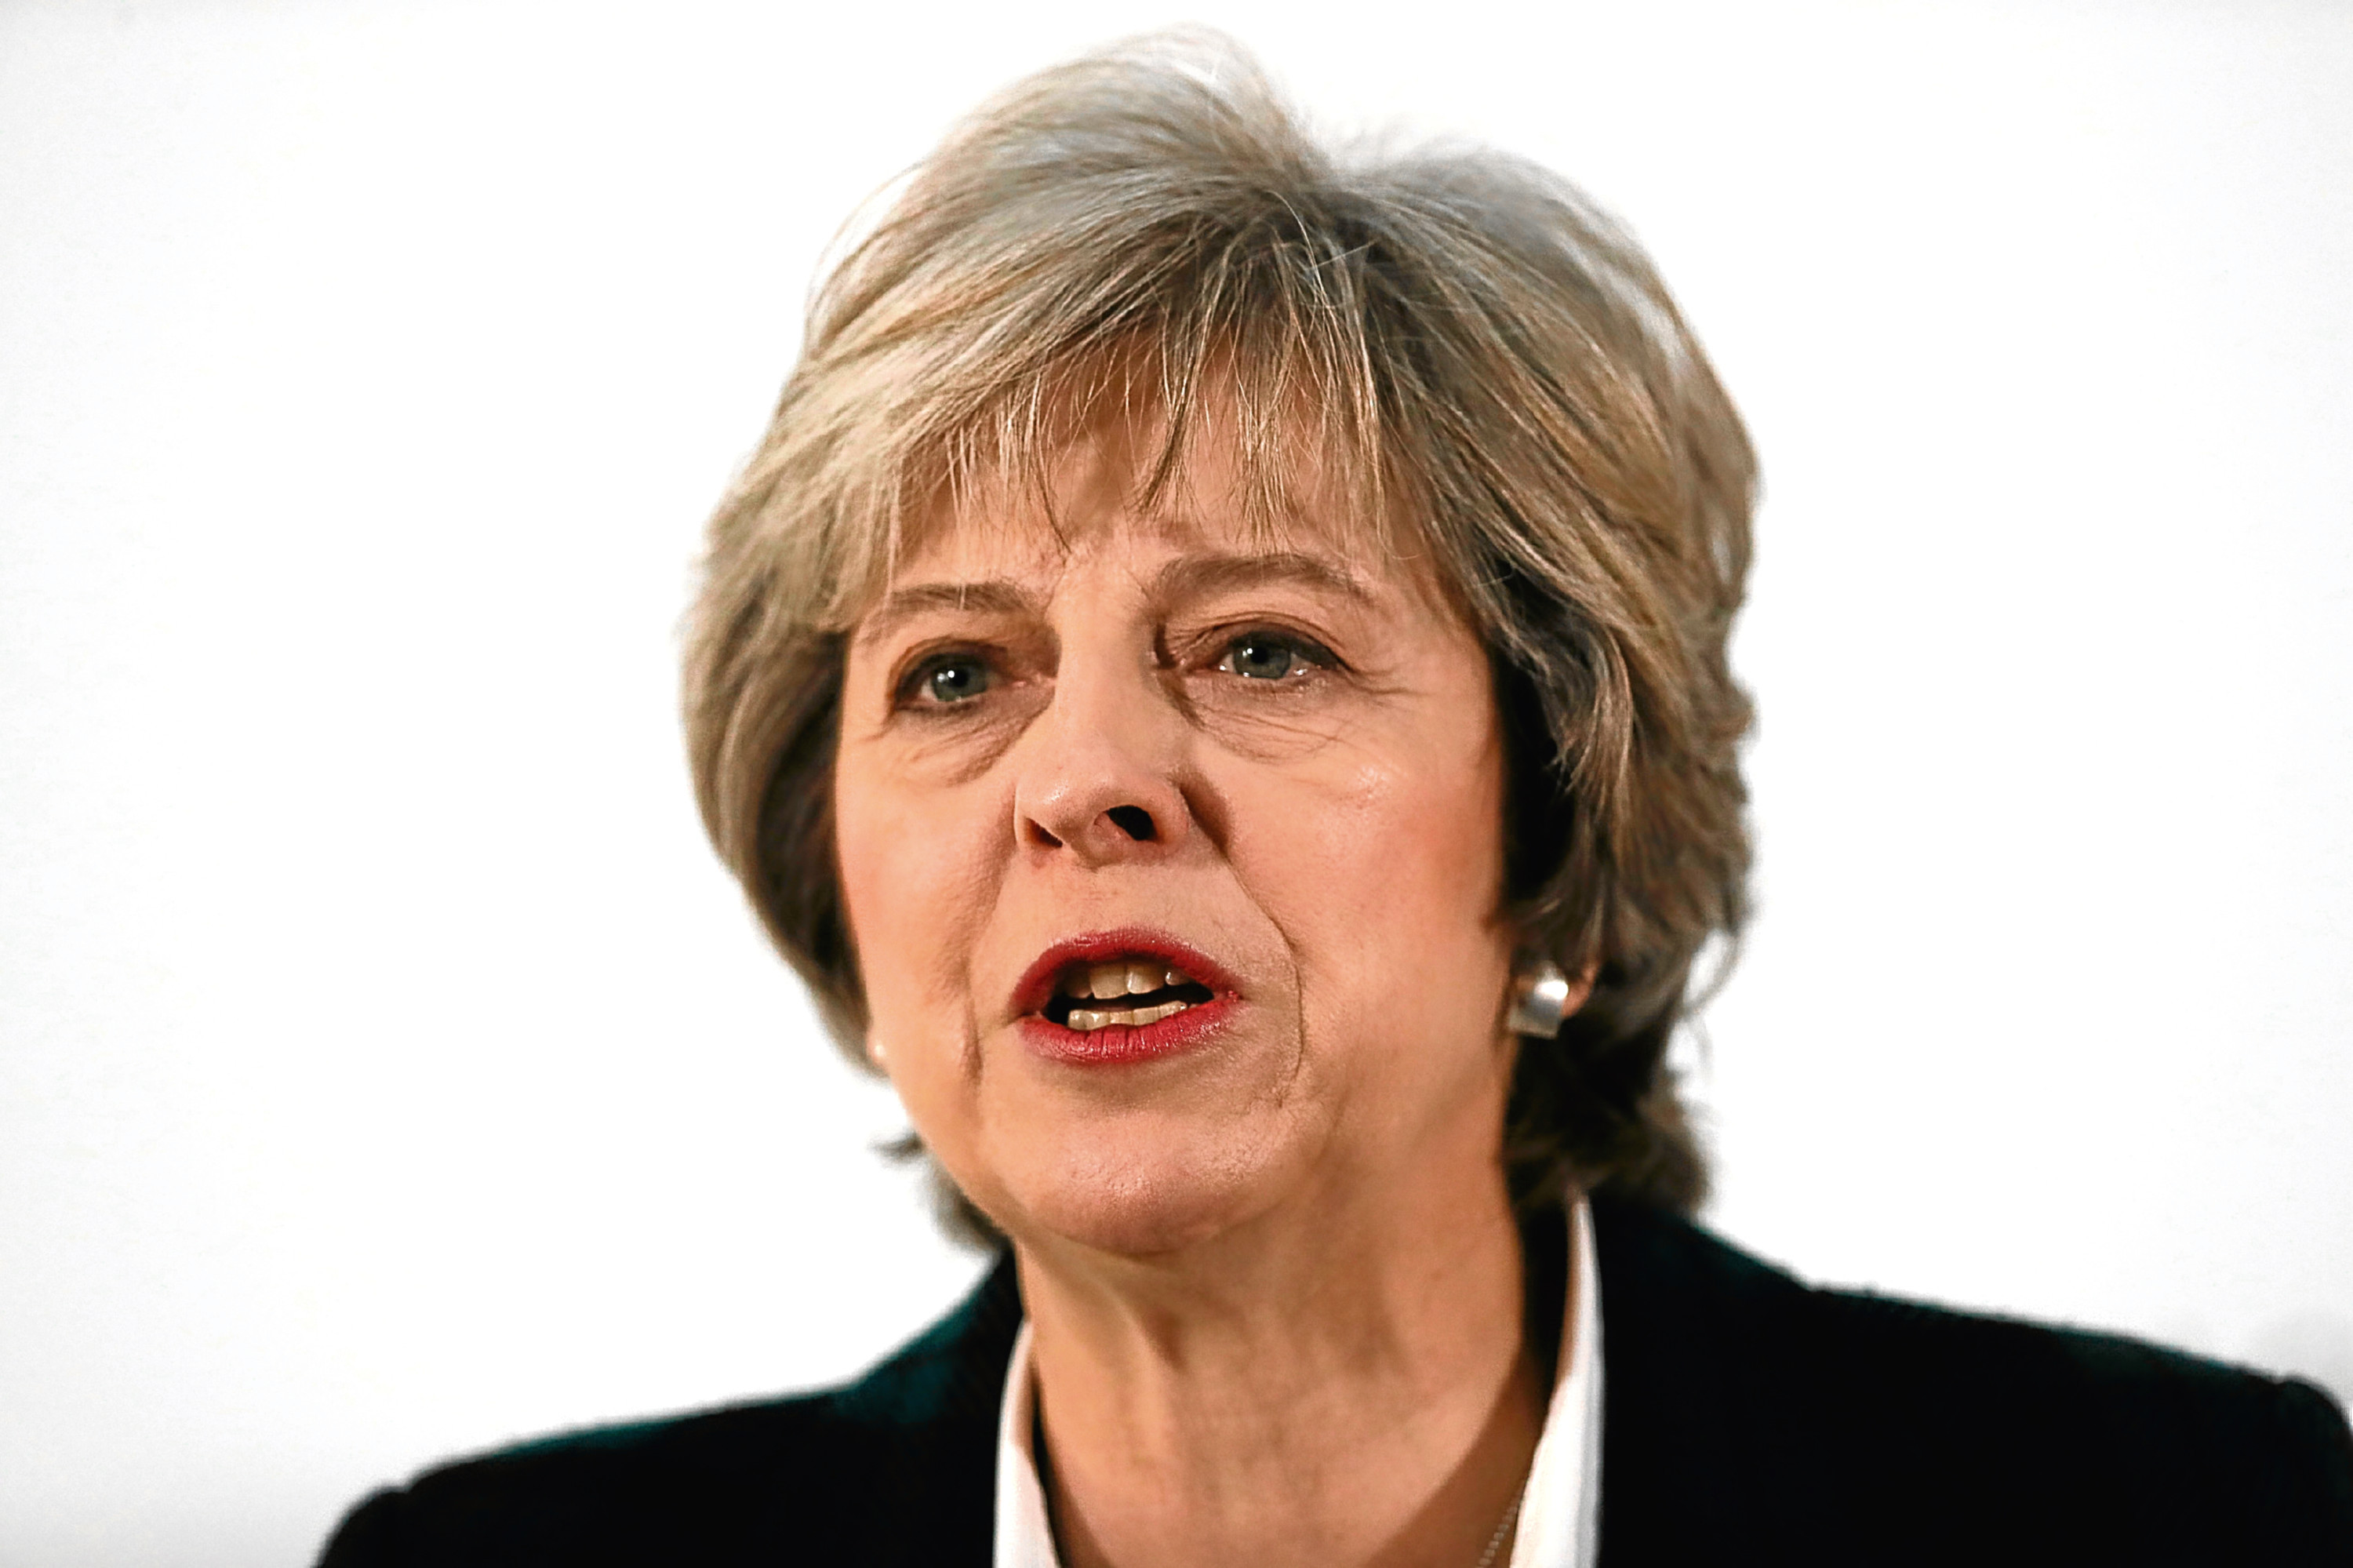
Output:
[{"xmin": 1013, "ymin": 663, "xmax": 1191, "ymax": 868}]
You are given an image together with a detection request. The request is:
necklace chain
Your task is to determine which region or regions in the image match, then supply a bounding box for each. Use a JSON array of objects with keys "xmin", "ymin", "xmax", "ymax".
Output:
[{"xmin": 1472, "ymin": 1491, "xmax": 1524, "ymax": 1568}]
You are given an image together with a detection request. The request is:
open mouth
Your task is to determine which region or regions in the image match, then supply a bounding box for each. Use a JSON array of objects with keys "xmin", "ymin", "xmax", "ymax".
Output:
[{"xmin": 1042, "ymin": 959, "xmax": 1218, "ymax": 1031}]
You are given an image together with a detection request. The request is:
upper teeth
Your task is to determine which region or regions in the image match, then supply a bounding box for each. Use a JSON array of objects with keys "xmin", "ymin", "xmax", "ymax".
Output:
[{"xmin": 1058, "ymin": 961, "xmax": 1192, "ymax": 1000}]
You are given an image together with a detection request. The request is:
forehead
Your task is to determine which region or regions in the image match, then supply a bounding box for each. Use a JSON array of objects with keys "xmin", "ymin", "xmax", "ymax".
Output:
[{"xmin": 869, "ymin": 407, "xmax": 1434, "ymax": 613}]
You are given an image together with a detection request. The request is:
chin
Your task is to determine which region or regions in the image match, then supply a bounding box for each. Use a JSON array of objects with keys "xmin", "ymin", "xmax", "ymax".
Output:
[{"xmin": 983, "ymin": 1113, "xmax": 1318, "ymax": 1260}]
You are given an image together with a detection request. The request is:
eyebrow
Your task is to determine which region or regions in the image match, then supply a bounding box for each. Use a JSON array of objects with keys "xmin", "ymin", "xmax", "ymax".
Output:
[
  {"xmin": 1148, "ymin": 551, "xmax": 1375, "ymax": 608},
  {"xmin": 852, "ymin": 550, "xmax": 1374, "ymax": 647},
  {"xmin": 853, "ymin": 580, "xmax": 1042, "ymax": 647}
]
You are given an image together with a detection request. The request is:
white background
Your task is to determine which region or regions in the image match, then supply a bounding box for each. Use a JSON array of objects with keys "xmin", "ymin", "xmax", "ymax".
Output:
[{"xmin": 3, "ymin": 2, "xmax": 2348, "ymax": 1563}]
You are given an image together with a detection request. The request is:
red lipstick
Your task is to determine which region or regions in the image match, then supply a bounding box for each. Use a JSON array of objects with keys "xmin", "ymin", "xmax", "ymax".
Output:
[{"xmin": 1011, "ymin": 927, "xmax": 1240, "ymax": 1066}]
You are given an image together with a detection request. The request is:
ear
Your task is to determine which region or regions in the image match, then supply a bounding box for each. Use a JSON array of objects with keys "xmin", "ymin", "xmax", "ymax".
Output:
[{"xmin": 863, "ymin": 1031, "xmax": 889, "ymax": 1069}]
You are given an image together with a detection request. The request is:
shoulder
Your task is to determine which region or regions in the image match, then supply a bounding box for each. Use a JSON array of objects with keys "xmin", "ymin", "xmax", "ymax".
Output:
[
  {"xmin": 1590, "ymin": 1194, "xmax": 2353, "ymax": 1566},
  {"xmin": 315, "ymin": 1253, "xmax": 1020, "ymax": 1568}
]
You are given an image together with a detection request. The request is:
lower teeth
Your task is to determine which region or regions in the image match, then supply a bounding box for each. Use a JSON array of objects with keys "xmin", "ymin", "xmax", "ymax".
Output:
[{"xmin": 1064, "ymin": 999, "xmax": 1193, "ymax": 1031}]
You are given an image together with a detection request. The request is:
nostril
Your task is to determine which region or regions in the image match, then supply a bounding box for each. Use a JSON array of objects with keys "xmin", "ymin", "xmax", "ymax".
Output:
[{"xmin": 1104, "ymin": 805, "xmax": 1157, "ymax": 842}]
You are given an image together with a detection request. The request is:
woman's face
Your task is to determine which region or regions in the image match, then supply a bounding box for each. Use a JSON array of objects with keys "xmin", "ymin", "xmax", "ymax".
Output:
[{"xmin": 833, "ymin": 417, "xmax": 1515, "ymax": 1257}]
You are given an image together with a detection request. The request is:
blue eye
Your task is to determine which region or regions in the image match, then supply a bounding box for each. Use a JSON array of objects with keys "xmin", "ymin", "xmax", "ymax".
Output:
[
  {"xmin": 1220, "ymin": 634, "xmax": 1310, "ymax": 681},
  {"xmin": 917, "ymin": 657, "xmax": 992, "ymax": 704}
]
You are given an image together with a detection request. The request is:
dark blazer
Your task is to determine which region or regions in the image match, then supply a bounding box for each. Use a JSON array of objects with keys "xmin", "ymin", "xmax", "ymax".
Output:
[{"xmin": 318, "ymin": 1195, "xmax": 2353, "ymax": 1565}]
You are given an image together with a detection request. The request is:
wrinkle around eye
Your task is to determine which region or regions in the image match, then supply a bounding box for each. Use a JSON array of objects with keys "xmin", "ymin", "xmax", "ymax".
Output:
[
  {"xmin": 879, "ymin": 680, "xmax": 1050, "ymax": 784},
  {"xmin": 1176, "ymin": 668, "xmax": 1363, "ymax": 763}
]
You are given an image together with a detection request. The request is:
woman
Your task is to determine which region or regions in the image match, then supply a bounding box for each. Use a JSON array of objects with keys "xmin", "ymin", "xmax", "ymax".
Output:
[{"xmin": 318, "ymin": 33, "xmax": 2352, "ymax": 1567}]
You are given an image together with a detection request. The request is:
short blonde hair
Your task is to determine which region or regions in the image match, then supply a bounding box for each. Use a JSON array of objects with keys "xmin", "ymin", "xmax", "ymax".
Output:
[{"xmin": 686, "ymin": 31, "xmax": 1754, "ymax": 1217}]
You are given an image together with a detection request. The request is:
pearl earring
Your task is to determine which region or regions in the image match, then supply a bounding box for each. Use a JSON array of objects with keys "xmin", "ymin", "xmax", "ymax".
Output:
[{"xmin": 1507, "ymin": 957, "xmax": 1573, "ymax": 1038}]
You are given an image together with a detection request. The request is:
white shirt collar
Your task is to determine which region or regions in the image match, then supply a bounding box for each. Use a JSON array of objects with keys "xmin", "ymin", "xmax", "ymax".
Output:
[{"xmin": 993, "ymin": 1196, "xmax": 1604, "ymax": 1568}]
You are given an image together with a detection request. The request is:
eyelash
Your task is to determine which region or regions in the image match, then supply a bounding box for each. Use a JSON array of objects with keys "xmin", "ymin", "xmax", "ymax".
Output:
[
  {"xmin": 896, "ymin": 650, "xmax": 997, "ymax": 709},
  {"xmin": 1209, "ymin": 628, "xmax": 1337, "ymax": 683},
  {"xmin": 890, "ymin": 627, "xmax": 1341, "ymax": 713}
]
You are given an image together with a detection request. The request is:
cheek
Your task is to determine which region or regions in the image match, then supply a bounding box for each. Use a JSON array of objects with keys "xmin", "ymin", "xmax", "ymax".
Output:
[
  {"xmin": 1234, "ymin": 729, "xmax": 1508, "ymax": 1026},
  {"xmin": 831, "ymin": 754, "xmax": 1001, "ymax": 1048},
  {"xmin": 1339, "ymin": 762, "xmax": 1501, "ymax": 950}
]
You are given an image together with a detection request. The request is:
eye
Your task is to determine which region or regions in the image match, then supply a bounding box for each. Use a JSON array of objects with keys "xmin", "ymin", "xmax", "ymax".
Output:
[
  {"xmin": 904, "ymin": 653, "xmax": 995, "ymax": 706},
  {"xmin": 1217, "ymin": 631, "xmax": 1325, "ymax": 682}
]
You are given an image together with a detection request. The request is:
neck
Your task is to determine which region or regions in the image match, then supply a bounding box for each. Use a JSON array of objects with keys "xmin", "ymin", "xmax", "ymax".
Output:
[{"xmin": 1011, "ymin": 1115, "xmax": 1546, "ymax": 1568}]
